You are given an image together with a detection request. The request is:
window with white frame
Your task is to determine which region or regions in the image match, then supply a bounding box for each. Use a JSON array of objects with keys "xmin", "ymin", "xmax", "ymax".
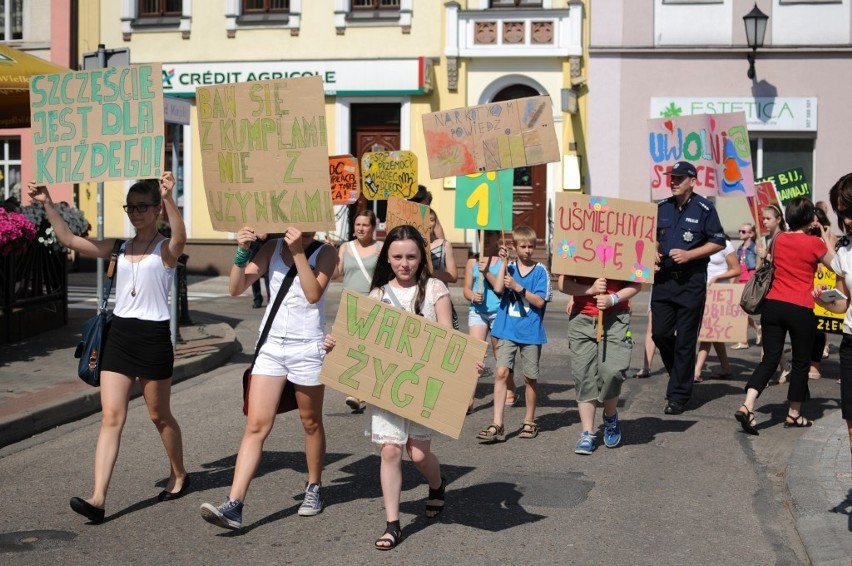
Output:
[
  {"xmin": 335, "ymin": 0, "xmax": 411, "ymax": 33},
  {"xmin": 0, "ymin": 138, "xmax": 22, "ymax": 201},
  {"xmin": 122, "ymin": 0, "xmax": 190, "ymax": 40},
  {"xmin": 490, "ymin": 0, "xmax": 544, "ymax": 7},
  {"xmin": 226, "ymin": 0, "xmax": 300, "ymax": 36},
  {"xmin": 0, "ymin": 0, "xmax": 23, "ymax": 41}
]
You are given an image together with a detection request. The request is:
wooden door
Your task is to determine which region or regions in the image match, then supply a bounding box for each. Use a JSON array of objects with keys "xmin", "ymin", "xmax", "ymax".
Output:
[{"xmin": 507, "ymin": 163, "xmax": 547, "ymax": 253}]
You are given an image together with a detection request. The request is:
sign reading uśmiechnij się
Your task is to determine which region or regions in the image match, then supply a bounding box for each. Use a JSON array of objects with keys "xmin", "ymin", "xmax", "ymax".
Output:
[
  {"xmin": 197, "ymin": 75, "xmax": 334, "ymax": 233},
  {"xmin": 30, "ymin": 63, "xmax": 165, "ymax": 184},
  {"xmin": 320, "ymin": 290, "xmax": 487, "ymax": 439}
]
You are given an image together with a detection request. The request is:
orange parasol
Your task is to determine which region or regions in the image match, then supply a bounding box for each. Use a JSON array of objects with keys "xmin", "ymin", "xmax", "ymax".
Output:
[{"xmin": 0, "ymin": 44, "xmax": 69, "ymax": 128}]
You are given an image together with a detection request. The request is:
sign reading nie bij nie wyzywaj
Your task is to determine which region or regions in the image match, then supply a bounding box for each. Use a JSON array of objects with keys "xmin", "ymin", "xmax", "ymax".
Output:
[
  {"xmin": 30, "ymin": 63, "xmax": 165, "ymax": 184},
  {"xmin": 196, "ymin": 75, "xmax": 334, "ymax": 233}
]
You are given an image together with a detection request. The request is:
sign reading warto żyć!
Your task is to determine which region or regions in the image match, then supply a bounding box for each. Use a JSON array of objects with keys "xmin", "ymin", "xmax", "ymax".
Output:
[
  {"xmin": 320, "ymin": 290, "xmax": 487, "ymax": 439},
  {"xmin": 197, "ymin": 75, "xmax": 334, "ymax": 233},
  {"xmin": 30, "ymin": 64, "xmax": 165, "ymax": 184},
  {"xmin": 551, "ymin": 193, "xmax": 657, "ymax": 283},
  {"xmin": 422, "ymin": 95, "xmax": 559, "ymax": 179}
]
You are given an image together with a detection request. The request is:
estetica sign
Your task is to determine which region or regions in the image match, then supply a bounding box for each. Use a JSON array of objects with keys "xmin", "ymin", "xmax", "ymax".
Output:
[{"xmin": 650, "ymin": 97, "xmax": 817, "ymax": 132}]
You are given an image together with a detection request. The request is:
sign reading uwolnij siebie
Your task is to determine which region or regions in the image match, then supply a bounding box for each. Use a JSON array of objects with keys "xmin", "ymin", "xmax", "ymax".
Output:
[
  {"xmin": 422, "ymin": 95, "xmax": 560, "ymax": 179},
  {"xmin": 197, "ymin": 75, "xmax": 334, "ymax": 233},
  {"xmin": 552, "ymin": 193, "xmax": 657, "ymax": 283},
  {"xmin": 30, "ymin": 64, "xmax": 165, "ymax": 184},
  {"xmin": 320, "ymin": 290, "xmax": 487, "ymax": 439}
]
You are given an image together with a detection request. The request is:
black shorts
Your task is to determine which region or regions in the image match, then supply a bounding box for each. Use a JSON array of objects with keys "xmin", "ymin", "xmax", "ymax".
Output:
[
  {"xmin": 838, "ymin": 335, "xmax": 852, "ymax": 420},
  {"xmin": 100, "ymin": 316, "xmax": 174, "ymax": 380}
]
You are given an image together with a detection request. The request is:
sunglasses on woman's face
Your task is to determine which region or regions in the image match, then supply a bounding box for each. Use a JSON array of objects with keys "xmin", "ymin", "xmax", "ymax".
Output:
[
  {"xmin": 739, "ymin": 229, "xmax": 752, "ymax": 234},
  {"xmin": 123, "ymin": 203, "xmax": 155, "ymax": 214}
]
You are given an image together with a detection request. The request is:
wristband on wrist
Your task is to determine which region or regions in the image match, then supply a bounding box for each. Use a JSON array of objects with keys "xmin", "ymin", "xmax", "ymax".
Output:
[
  {"xmin": 610, "ymin": 293, "xmax": 619, "ymax": 306},
  {"xmin": 234, "ymin": 247, "xmax": 251, "ymax": 267}
]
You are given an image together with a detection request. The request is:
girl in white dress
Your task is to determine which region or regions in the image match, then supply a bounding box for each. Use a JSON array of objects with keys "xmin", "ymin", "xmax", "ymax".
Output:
[{"xmin": 367, "ymin": 225, "xmax": 454, "ymax": 550}]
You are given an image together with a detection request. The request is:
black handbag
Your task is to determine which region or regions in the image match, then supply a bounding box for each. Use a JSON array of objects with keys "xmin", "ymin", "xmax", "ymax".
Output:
[
  {"xmin": 74, "ymin": 240, "xmax": 124, "ymax": 386},
  {"xmin": 739, "ymin": 235, "xmax": 777, "ymax": 315},
  {"xmin": 242, "ymin": 240, "xmax": 323, "ymax": 416}
]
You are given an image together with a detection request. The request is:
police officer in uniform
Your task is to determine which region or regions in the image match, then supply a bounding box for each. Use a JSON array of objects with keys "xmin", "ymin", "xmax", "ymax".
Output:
[{"xmin": 653, "ymin": 161, "xmax": 725, "ymax": 414}]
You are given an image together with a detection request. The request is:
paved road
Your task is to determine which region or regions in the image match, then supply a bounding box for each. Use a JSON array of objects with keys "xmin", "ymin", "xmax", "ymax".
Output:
[{"xmin": 0, "ymin": 275, "xmax": 850, "ymax": 564}]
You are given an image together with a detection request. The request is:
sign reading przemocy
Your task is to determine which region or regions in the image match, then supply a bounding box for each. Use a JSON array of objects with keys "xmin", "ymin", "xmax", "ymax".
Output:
[
  {"xmin": 321, "ymin": 290, "xmax": 487, "ymax": 439},
  {"xmin": 196, "ymin": 75, "xmax": 334, "ymax": 233},
  {"xmin": 30, "ymin": 64, "xmax": 165, "ymax": 184}
]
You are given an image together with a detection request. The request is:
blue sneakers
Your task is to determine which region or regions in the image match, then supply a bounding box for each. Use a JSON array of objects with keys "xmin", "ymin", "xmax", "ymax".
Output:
[
  {"xmin": 575, "ymin": 431, "xmax": 596, "ymax": 455},
  {"xmin": 298, "ymin": 483, "xmax": 324, "ymax": 517},
  {"xmin": 200, "ymin": 498, "xmax": 243, "ymax": 529},
  {"xmin": 602, "ymin": 411, "xmax": 622, "ymax": 448}
]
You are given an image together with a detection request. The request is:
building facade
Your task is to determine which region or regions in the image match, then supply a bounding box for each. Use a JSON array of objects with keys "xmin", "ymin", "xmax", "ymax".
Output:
[{"xmin": 588, "ymin": 0, "xmax": 852, "ymax": 230}]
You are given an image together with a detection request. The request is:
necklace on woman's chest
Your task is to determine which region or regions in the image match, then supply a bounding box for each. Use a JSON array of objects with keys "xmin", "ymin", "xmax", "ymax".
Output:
[{"xmin": 128, "ymin": 233, "xmax": 159, "ymax": 297}]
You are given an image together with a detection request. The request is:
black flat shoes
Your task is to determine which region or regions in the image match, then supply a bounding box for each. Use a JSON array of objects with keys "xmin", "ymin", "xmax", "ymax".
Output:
[
  {"xmin": 157, "ymin": 474, "xmax": 192, "ymax": 502},
  {"xmin": 70, "ymin": 497, "xmax": 105, "ymax": 524}
]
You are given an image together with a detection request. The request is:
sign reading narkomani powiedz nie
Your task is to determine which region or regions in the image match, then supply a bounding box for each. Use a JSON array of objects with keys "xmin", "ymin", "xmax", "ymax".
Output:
[
  {"xmin": 321, "ymin": 290, "xmax": 487, "ymax": 439},
  {"xmin": 30, "ymin": 64, "xmax": 165, "ymax": 184},
  {"xmin": 197, "ymin": 75, "xmax": 334, "ymax": 233}
]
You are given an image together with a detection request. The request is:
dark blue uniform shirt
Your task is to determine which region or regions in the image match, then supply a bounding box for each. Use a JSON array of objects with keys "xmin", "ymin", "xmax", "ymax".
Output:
[{"xmin": 657, "ymin": 194, "xmax": 725, "ymax": 269}]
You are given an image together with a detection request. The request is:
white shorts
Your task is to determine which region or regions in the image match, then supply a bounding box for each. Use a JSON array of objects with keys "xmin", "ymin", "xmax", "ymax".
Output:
[{"xmin": 252, "ymin": 336, "xmax": 325, "ymax": 386}]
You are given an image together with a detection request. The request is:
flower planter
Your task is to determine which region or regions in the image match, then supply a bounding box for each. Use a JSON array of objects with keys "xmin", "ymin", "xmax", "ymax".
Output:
[{"xmin": 0, "ymin": 244, "xmax": 68, "ymax": 344}]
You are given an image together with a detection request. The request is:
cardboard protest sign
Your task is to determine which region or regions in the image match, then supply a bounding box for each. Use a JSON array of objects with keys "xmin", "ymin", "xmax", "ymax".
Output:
[
  {"xmin": 361, "ymin": 150, "xmax": 417, "ymax": 200},
  {"xmin": 551, "ymin": 193, "xmax": 657, "ymax": 283},
  {"xmin": 30, "ymin": 64, "xmax": 165, "ymax": 184},
  {"xmin": 386, "ymin": 196, "xmax": 431, "ymax": 241},
  {"xmin": 700, "ymin": 284, "xmax": 748, "ymax": 342},
  {"xmin": 329, "ymin": 154, "xmax": 360, "ymax": 205},
  {"xmin": 384, "ymin": 196, "xmax": 434, "ymax": 271},
  {"xmin": 422, "ymin": 96, "xmax": 559, "ymax": 179},
  {"xmin": 320, "ymin": 290, "xmax": 487, "ymax": 439},
  {"xmin": 455, "ymin": 170, "xmax": 513, "ymax": 230},
  {"xmin": 746, "ymin": 180, "xmax": 782, "ymax": 236},
  {"xmin": 813, "ymin": 266, "xmax": 845, "ymax": 335},
  {"xmin": 648, "ymin": 112, "xmax": 754, "ymax": 198},
  {"xmin": 196, "ymin": 75, "xmax": 334, "ymax": 233},
  {"xmin": 758, "ymin": 167, "xmax": 810, "ymax": 212}
]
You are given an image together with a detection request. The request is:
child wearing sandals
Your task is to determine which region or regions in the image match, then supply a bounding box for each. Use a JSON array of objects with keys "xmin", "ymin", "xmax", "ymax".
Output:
[
  {"xmin": 478, "ymin": 225, "xmax": 552, "ymax": 441},
  {"xmin": 365, "ymin": 225, "xmax": 462, "ymax": 550},
  {"xmin": 558, "ymin": 275, "xmax": 640, "ymax": 454},
  {"xmin": 463, "ymin": 231, "xmax": 512, "ymax": 412}
]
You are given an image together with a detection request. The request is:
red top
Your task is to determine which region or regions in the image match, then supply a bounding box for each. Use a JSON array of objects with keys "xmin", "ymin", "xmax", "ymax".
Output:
[
  {"xmin": 765, "ymin": 232, "xmax": 827, "ymax": 309},
  {"xmin": 571, "ymin": 278, "xmax": 631, "ymax": 316}
]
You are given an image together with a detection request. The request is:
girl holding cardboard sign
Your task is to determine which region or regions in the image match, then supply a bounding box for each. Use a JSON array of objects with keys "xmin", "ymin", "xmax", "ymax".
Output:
[
  {"xmin": 200, "ymin": 226, "xmax": 336, "ymax": 529},
  {"xmin": 29, "ymin": 173, "xmax": 190, "ymax": 524},
  {"xmin": 366, "ymin": 225, "xmax": 479, "ymax": 550}
]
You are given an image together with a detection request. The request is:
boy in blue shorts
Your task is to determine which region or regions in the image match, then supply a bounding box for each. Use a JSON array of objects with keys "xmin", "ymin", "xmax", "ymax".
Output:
[{"xmin": 477, "ymin": 225, "xmax": 552, "ymax": 441}]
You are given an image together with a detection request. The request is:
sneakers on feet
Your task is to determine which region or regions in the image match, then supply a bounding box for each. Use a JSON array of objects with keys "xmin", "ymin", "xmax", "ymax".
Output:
[
  {"xmin": 200, "ymin": 498, "xmax": 243, "ymax": 529},
  {"xmin": 298, "ymin": 483, "xmax": 324, "ymax": 516},
  {"xmin": 602, "ymin": 411, "xmax": 622, "ymax": 448},
  {"xmin": 575, "ymin": 431, "xmax": 596, "ymax": 455}
]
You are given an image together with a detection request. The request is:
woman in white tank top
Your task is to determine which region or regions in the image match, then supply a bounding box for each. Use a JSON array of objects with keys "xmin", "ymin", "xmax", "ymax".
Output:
[
  {"xmin": 200, "ymin": 226, "xmax": 336, "ymax": 530},
  {"xmin": 28, "ymin": 172, "xmax": 189, "ymax": 524}
]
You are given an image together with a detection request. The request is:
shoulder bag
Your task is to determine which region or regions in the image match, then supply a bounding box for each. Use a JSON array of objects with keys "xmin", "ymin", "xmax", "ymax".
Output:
[
  {"xmin": 74, "ymin": 240, "xmax": 124, "ymax": 386},
  {"xmin": 242, "ymin": 240, "xmax": 323, "ymax": 416},
  {"xmin": 739, "ymin": 235, "xmax": 778, "ymax": 315}
]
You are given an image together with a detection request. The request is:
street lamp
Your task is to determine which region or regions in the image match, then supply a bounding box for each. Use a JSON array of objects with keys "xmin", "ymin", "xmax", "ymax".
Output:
[{"xmin": 743, "ymin": 3, "xmax": 769, "ymax": 79}]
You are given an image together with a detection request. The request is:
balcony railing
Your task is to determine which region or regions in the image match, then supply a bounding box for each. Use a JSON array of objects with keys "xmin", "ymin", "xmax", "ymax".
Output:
[{"xmin": 445, "ymin": 2, "xmax": 583, "ymax": 59}]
